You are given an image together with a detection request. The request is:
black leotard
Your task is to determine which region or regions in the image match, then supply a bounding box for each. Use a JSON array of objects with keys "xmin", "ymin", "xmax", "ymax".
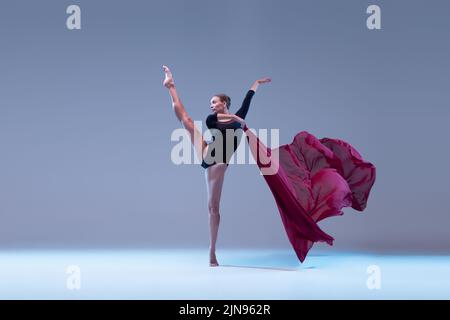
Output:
[{"xmin": 201, "ymin": 90, "xmax": 255, "ymax": 169}]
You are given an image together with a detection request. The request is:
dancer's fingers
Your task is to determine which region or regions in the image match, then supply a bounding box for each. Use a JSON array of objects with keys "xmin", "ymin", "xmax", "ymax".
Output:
[{"xmin": 257, "ymin": 77, "xmax": 271, "ymax": 83}]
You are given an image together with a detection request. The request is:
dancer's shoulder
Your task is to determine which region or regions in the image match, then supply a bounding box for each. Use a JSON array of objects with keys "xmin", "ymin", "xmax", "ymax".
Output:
[{"xmin": 206, "ymin": 113, "xmax": 218, "ymax": 128}]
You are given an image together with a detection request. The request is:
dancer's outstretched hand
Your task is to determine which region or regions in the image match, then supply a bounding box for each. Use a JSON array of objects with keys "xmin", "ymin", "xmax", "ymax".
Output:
[
  {"xmin": 251, "ymin": 77, "xmax": 271, "ymax": 91},
  {"xmin": 163, "ymin": 65, "xmax": 175, "ymax": 88},
  {"xmin": 256, "ymin": 77, "xmax": 272, "ymax": 84}
]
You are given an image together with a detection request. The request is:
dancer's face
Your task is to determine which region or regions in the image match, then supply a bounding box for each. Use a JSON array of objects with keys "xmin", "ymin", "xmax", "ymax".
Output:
[{"xmin": 210, "ymin": 96, "xmax": 227, "ymax": 114}]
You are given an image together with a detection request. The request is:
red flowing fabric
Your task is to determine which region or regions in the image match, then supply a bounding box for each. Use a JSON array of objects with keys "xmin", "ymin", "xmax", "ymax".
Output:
[{"xmin": 243, "ymin": 127, "xmax": 376, "ymax": 262}]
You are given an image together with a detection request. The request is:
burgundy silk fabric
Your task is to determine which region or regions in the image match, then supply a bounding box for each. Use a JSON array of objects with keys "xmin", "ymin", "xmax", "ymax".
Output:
[{"xmin": 244, "ymin": 128, "xmax": 376, "ymax": 262}]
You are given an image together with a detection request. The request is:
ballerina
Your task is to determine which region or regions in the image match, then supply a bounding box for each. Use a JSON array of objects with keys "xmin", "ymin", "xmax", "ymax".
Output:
[
  {"xmin": 164, "ymin": 65, "xmax": 376, "ymax": 264},
  {"xmin": 163, "ymin": 65, "xmax": 271, "ymax": 266}
]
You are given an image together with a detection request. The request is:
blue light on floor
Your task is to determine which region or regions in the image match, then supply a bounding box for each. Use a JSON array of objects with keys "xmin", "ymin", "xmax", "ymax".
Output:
[{"xmin": 0, "ymin": 249, "xmax": 449, "ymax": 299}]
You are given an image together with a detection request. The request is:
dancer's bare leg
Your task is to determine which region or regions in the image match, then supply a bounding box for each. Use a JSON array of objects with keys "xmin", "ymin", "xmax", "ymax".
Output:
[
  {"xmin": 163, "ymin": 65, "xmax": 206, "ymax": 160},
  {"xmin": 164, "ymin": 65, "xmax": 222, "ymax": 266},
  {"xmin": 205, "ymin": 163, "xmax": 228, "ymax": 267}
]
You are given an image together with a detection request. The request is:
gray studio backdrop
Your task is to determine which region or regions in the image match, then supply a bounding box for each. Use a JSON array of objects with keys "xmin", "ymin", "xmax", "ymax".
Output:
[{"xmin": 1, "ymin": 0, "xmax": 449, "ymax": 253}]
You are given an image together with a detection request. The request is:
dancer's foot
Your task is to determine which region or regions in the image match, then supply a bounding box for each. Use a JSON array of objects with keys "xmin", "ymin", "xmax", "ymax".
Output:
[
  {"xmin": 162, "ymin": 65, "xmax": 174, "ymax": 88},
  {"xmin": 209, "ymin": 250, "xmax": 219, "ymax": 267}
]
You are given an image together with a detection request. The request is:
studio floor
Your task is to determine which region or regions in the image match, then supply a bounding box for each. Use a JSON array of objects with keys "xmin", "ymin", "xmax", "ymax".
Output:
[{"xmin": 0, "ymin": 249, "xmax": 448, "ymax": 299}]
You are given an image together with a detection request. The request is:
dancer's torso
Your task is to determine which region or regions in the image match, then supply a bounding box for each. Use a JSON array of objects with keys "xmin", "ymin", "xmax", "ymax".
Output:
[{"xmin": 201, "ymin": 90, "xmax": 255, "ymax": 169}]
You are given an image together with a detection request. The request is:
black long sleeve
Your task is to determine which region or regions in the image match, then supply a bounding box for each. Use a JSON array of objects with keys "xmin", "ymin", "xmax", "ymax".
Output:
[{"xmin": 234, "ymin": 90, "xmax": 255, "ymax": 120}]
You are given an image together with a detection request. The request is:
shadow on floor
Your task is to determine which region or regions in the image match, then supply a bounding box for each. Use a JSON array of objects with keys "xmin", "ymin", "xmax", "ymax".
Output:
[
  {"xmin": 219, "ymin": 264, "xmax": 299, "ymax": 271},
  {"xmin": 216, "ymin": 251, "xmax": 335, "ymax": 270}
]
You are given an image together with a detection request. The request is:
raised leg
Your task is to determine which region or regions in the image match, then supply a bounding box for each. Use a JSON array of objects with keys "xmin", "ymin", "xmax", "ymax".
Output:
[{"xmin": 163, "ymin": 65, "xmax": 207, "ymax": 161}]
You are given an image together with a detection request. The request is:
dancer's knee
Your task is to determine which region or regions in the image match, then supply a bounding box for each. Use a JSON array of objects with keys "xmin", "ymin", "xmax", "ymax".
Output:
[{"xmin": 208, "ymin": 201, "xmax": 220, "ymax": 216}]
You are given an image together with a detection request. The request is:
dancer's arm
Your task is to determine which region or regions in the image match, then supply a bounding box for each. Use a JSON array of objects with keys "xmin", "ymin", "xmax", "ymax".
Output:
[
  {"xmin": 218, "ymin": 113, "xmax": 246, "ymax": 127},
  {"xmin": 206, "ymin": 113, "xmax": 246, "ymax": 129},
  {"xmin": 235, "ymin": 77, "xmax": 271, "ymax": 119}
]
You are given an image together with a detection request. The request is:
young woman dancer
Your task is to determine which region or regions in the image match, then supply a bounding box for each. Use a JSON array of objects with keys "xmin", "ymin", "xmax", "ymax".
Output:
[
  {"xmin": 163, "ymin": 65, "xmax": 376, "ymax": 265},
  {"xmin": 163, "ymin": 65, "xmax": 271, "ymax": 266}
]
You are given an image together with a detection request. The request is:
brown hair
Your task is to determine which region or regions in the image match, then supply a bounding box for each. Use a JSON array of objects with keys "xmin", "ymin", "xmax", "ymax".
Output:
[{"xmin": 214, "ymin": 94, "xmax": 231, "ymax": 109}]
